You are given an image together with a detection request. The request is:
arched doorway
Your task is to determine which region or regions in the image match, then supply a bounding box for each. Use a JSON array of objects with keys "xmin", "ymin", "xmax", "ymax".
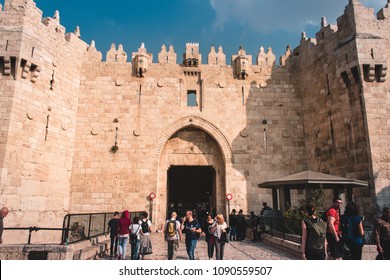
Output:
[
  {"xmin": 167, "ymin": 165, "xmax": 216, "ymax": 219},
  {"xmin": 157, "ymin": 126, "xmax": 226, "ymax": 223}
]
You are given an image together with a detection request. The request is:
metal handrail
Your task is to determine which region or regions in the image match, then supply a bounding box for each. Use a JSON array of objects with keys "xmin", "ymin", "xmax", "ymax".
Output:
[
  {"xmin": 4, "ymin": 227, "xmax": 65, "ymax": 245},
  {"xmin": 4, "ymin": 211, "xmax": 144, "ymax": 245},
  {"xmin": 261, "ymin": 216, "xmax": 303, "ymax": 243}
]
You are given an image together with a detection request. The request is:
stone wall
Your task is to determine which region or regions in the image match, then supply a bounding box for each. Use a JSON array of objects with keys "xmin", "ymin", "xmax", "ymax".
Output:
[
  {"xmin": 0, "ymin": 0, "xmax": 87, "ymax": 243},
  {"xmin": 1, "ymin": 0, "xmax": 389, "ymax": 245}
]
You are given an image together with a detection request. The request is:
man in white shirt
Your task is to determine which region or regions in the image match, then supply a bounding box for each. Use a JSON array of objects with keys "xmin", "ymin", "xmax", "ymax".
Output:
[{"xmin": 164, "ymin": 212, "xmax": 182, "ymax": 260}]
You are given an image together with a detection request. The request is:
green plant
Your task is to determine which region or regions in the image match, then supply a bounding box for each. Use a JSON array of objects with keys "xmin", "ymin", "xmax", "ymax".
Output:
[
  {"xmin": 110, "ymin": 145, "xmax": 118, "ymax": 153},
  {"xmin": 284, "ymin": 185, "xmax": 325, "ymax": 219}
]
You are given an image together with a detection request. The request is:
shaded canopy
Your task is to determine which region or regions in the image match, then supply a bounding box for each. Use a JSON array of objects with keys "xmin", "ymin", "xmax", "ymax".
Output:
[{"xmin": 258, "ymin": 170, "xmax": 368, "ymax": 189}]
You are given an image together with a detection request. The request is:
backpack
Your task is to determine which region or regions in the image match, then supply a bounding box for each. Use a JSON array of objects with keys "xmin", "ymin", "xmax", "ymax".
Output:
[
  {"xmin": 340, "ymin": 215, "xmax": 354, "ymax": 239},
  {"xmin": 167, "ymin": 220, "xmax": 177, "ymax": 237},
  {"xmin": 304, "ymin": 217, "xmax": 327, "ymax": 250},
  {"xmin": 141, "ymin": 219, "xmax": 149, "ymax": 233}
]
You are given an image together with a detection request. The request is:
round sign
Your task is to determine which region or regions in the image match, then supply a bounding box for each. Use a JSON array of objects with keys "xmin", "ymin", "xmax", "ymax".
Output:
[
  {"xmin": 149, "ymin": 192, "xmax": 156, "ymax": 200},
  {"xmin": 226, "ymin": 193, "xmax": 233, "ymax": 201}
]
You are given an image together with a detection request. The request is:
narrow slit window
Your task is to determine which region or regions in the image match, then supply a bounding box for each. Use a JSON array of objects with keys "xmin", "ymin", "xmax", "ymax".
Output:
[{"xmin": 187, "ymin": 90, "xmax": 197, "ymax": 107}]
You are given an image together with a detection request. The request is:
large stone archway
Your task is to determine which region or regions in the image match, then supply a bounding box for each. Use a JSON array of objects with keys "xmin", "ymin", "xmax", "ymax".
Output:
[{"xmin": 153, "ymin": 116, "xmax": 232, "ymax": 226}]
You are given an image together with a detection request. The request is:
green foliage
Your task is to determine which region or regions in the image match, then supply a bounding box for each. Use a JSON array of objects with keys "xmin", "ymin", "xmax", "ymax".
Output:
[{"xmin": 284, "ymin": 185, "xmax": 325, "ymax": 220}]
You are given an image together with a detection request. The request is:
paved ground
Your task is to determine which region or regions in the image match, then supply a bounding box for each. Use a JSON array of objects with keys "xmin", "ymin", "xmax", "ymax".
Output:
[{"xmin": 103, "ymin": 232, "xmax": 298, "ymax": 260}]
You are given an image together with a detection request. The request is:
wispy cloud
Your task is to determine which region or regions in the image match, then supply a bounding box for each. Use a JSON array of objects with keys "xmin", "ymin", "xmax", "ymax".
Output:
[{"xmin": 210, "ymin": 0, "xmax": 387, "ymax": 33}]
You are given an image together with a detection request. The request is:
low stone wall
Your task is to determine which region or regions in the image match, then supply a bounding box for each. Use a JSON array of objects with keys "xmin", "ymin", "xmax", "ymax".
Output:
[
  {"xmin": 0, "ymin": 235, "xmax": 111, "ymax": 260},
  {"xmin": 261, "ymin": 234, "xmax": 378, "ymax": 260}
]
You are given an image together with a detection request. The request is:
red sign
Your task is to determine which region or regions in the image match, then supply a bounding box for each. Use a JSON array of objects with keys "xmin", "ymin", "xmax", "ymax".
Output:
[
  {"xmin": 226, "ymin": 193, "xmax": 233, "ymax": 201},
  {"xmin": 149, "ymin": 192, "xmax": 156, "ymax": 200}
]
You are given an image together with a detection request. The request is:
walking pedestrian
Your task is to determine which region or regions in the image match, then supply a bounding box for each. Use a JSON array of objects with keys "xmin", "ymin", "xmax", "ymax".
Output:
[
  {"xmin": 139, "ymin": 212, "xmax": 152, "ymax": 259},
  {"xmin": 229, "ymin": 209, "xmax": 237, "ymax": 241},
  {"xmin": 211, "ymin": 214, "xmax": 228, "ymax": 260},
  {"xmin": 373, "ymin": 207, "xmax": 390, "ymax": 260},
  {"xmin": 117, "ymin": 210, "xmax": 131, "ymax": 260},
  {"xmin": 340, "ymin": 202, "xmax": 364, "ymax": 260},
  {"xmin": 164, "ymin": 212, "xmax": 182, "ymax": 260},
  {"xmin": 107, "ymin": 211, "xmax": 119, "ymax": 257},
  {"xmin": 301, "ymin": 204, "xmax": 327, "ymax": 260},
  {"xmin": 202, "ymin": 213, "xmax": 215, "ymax": 259},
  {"xmin": 236, "ymin": 209, "xmax": 246, "ymax": 241},
  {"xmin": 325, "ymin": 197, "xmax": 343, "ymax": 260},
  {"xmin": 181, "ymin": 210, "xmax": 202, "ymax": 260},
  {"xmin": 129, "ymin": 216, "xmax": 141, "ymax": 260}
]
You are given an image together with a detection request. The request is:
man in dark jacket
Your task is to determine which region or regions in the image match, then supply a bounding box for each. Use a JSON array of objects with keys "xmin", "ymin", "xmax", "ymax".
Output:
[{"xmin": 107, "ymin": 211, "xmax": 120, "ymax": 257}]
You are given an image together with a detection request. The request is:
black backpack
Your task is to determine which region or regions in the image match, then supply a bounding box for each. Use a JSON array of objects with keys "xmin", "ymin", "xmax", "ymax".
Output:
[{"xmin": 141, "ymin": 219, "xmax": 149, "ymax": 233}]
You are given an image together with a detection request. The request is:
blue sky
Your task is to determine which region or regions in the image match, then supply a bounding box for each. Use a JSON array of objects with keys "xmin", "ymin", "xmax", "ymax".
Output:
[{"xmin": 5, "ymin": 0, "xmax": 388, "ymax": 63}]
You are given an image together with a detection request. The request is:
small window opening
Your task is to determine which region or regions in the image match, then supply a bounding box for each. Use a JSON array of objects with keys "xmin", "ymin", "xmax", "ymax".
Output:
[
  {"xmin": 187, "ymin": 90, "xmax": 197, "ymax": 107},
  {"xmin": 31, "ymin": 47, "xmax": 35, "ymax": 58},
  {"xmin": 341, "ymin": 71, "xmax": 351, "ymax": 88},
  {"xmin": 351, "ymin": 66, "xmax": 361, "ymax": 85},
  {"xmin": 375, "ymin": 64, "xmax": 383, "ymax": 82},
  {"xmin": 5, "ymin": 40, "xmax": 9, "ymax": 51}
]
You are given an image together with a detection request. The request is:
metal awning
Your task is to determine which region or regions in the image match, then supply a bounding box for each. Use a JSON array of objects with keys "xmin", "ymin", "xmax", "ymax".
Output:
[{"xmin": 258, "ymin": 170, "xmax": 368, "ymax": 189}]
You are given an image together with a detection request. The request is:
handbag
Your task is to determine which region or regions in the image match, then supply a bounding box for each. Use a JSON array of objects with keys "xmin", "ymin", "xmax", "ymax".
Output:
[{"xmin": 218, "ymin": 232, "xmax": 227, "ymax": 244}]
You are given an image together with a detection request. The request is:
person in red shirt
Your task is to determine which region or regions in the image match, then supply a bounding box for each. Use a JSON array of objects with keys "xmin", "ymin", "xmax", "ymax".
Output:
[
  {"xmin": 326, "ymin": 197, "xmax": 343, "ymax": 260},
  {"xmin": 117, "ymin": 210, "xmax": 131, "ymax": 260}
]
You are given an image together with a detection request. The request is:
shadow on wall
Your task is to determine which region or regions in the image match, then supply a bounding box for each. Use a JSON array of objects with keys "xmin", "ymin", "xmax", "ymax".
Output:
[
  {"xmin": 377, "ymin": 186, "xmax": 390, "ymax": 212},
  {"xmin": 230, "ymin": 54, "xmax": 307, "ymax": 215}
]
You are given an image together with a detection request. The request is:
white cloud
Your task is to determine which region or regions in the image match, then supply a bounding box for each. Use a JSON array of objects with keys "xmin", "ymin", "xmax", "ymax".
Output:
[{"xmin": 210, "ymin": 0, "xmax": 387, "ymax": 33}]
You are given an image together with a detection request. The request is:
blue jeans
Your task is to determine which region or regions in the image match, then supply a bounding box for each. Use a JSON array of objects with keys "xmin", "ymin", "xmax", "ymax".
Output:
[
  {"xmin": 185, "ymin": 239, "xmax": 197, "ymax": 260},
  {"xmin": 118, "ymin": 236, "xmax": 129, "ymax": 259},
  {"xmin": 230, "ymin": 226, "xmax": 237, "ymax": 241},
  {"xmin": 131, "ymin": 239, "xmax": 140, "ymax": 260}
]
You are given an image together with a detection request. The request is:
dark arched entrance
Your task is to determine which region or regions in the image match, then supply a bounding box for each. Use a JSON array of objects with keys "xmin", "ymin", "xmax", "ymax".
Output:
[{"xmin": 167, "ymin": 165, "xmax": 216, "ymax": 219}]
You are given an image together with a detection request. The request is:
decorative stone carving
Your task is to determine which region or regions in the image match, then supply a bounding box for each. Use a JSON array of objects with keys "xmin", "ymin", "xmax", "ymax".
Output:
[
  {"xmin": 133, "ymin": 129, "xmax": 141, "ymax": 136},
  {"xmin": 115, "ymin": 79, "xmax": 124, "ymax": 86},
  {"xmin": 26, "ymin": 113, "xmax": 34, "ymax": 120},
  {"xmin": 91, "ymin": 128, "xmax": 99, "ymax": 136},
  {"xmin": 240, "ymin": 129, "xmax": 249, "ymax": 138},
  {"xmin": 157, "ymin": 80, "xmax": 164, "ymax": 87}
]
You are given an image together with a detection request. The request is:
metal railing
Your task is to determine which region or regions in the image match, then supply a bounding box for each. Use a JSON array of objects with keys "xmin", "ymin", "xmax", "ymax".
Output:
[
  {"xmin": 3, "ymin": 227, "xmax": 64, "ymax": 245},
  {"xmin": 4, "ymin": 211, "xmax": 144, "ymax": 245},
  {"xmin": 261, "ymin": 216, "xmax": 302, "ymax": 244},
  {"xmin": 62, "ymin": 211, "xmax": 144, "ymax": 244}
]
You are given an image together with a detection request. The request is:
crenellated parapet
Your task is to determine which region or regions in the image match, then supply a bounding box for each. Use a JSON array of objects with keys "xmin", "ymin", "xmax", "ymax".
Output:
[
  {"xmin": 256, "ymin": 46, "xmax": 275, "ymax": 67},
  {"xmin": 106, "ymin": 43, "xmax": 127, "ymax": 63},
  {"xmin": 208, "ymin": 45, "xmax": 226, "ymax": 66},
  {"xmin": 158, "ymin": 44, "xmax": 176, "ymax": 65}
]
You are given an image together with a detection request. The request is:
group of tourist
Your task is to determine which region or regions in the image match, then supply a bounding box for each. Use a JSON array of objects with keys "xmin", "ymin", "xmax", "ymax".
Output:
[
  {"xmin": 107, "ymin": 211, "xmax": 152, "ymax": 260},
  {"xmin": 301, "ymin": 197, "xmax": 390, "ymax": 260}
]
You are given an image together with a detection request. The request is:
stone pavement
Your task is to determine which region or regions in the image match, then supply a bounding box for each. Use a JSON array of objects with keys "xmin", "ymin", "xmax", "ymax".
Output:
[{"xmin": 102, "ymin": 232, "xmax": 298, "ymax": 260}]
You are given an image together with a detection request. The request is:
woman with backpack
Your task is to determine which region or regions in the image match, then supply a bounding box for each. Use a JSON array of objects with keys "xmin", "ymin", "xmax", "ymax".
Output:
[
  {"xmin": 129, "ymin": 216, "xmax": 141, "ymax": 260},
  {"xmin": 341, "ymin": 202, "xmax": 364, "ymax": 260},
  {"xmin": 139, "ymin": 212, "xmax": 152, "ymax": 260},
  {"xmin": 301, "ymin": 204, "xmax": 327, "ymax": 260}
]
